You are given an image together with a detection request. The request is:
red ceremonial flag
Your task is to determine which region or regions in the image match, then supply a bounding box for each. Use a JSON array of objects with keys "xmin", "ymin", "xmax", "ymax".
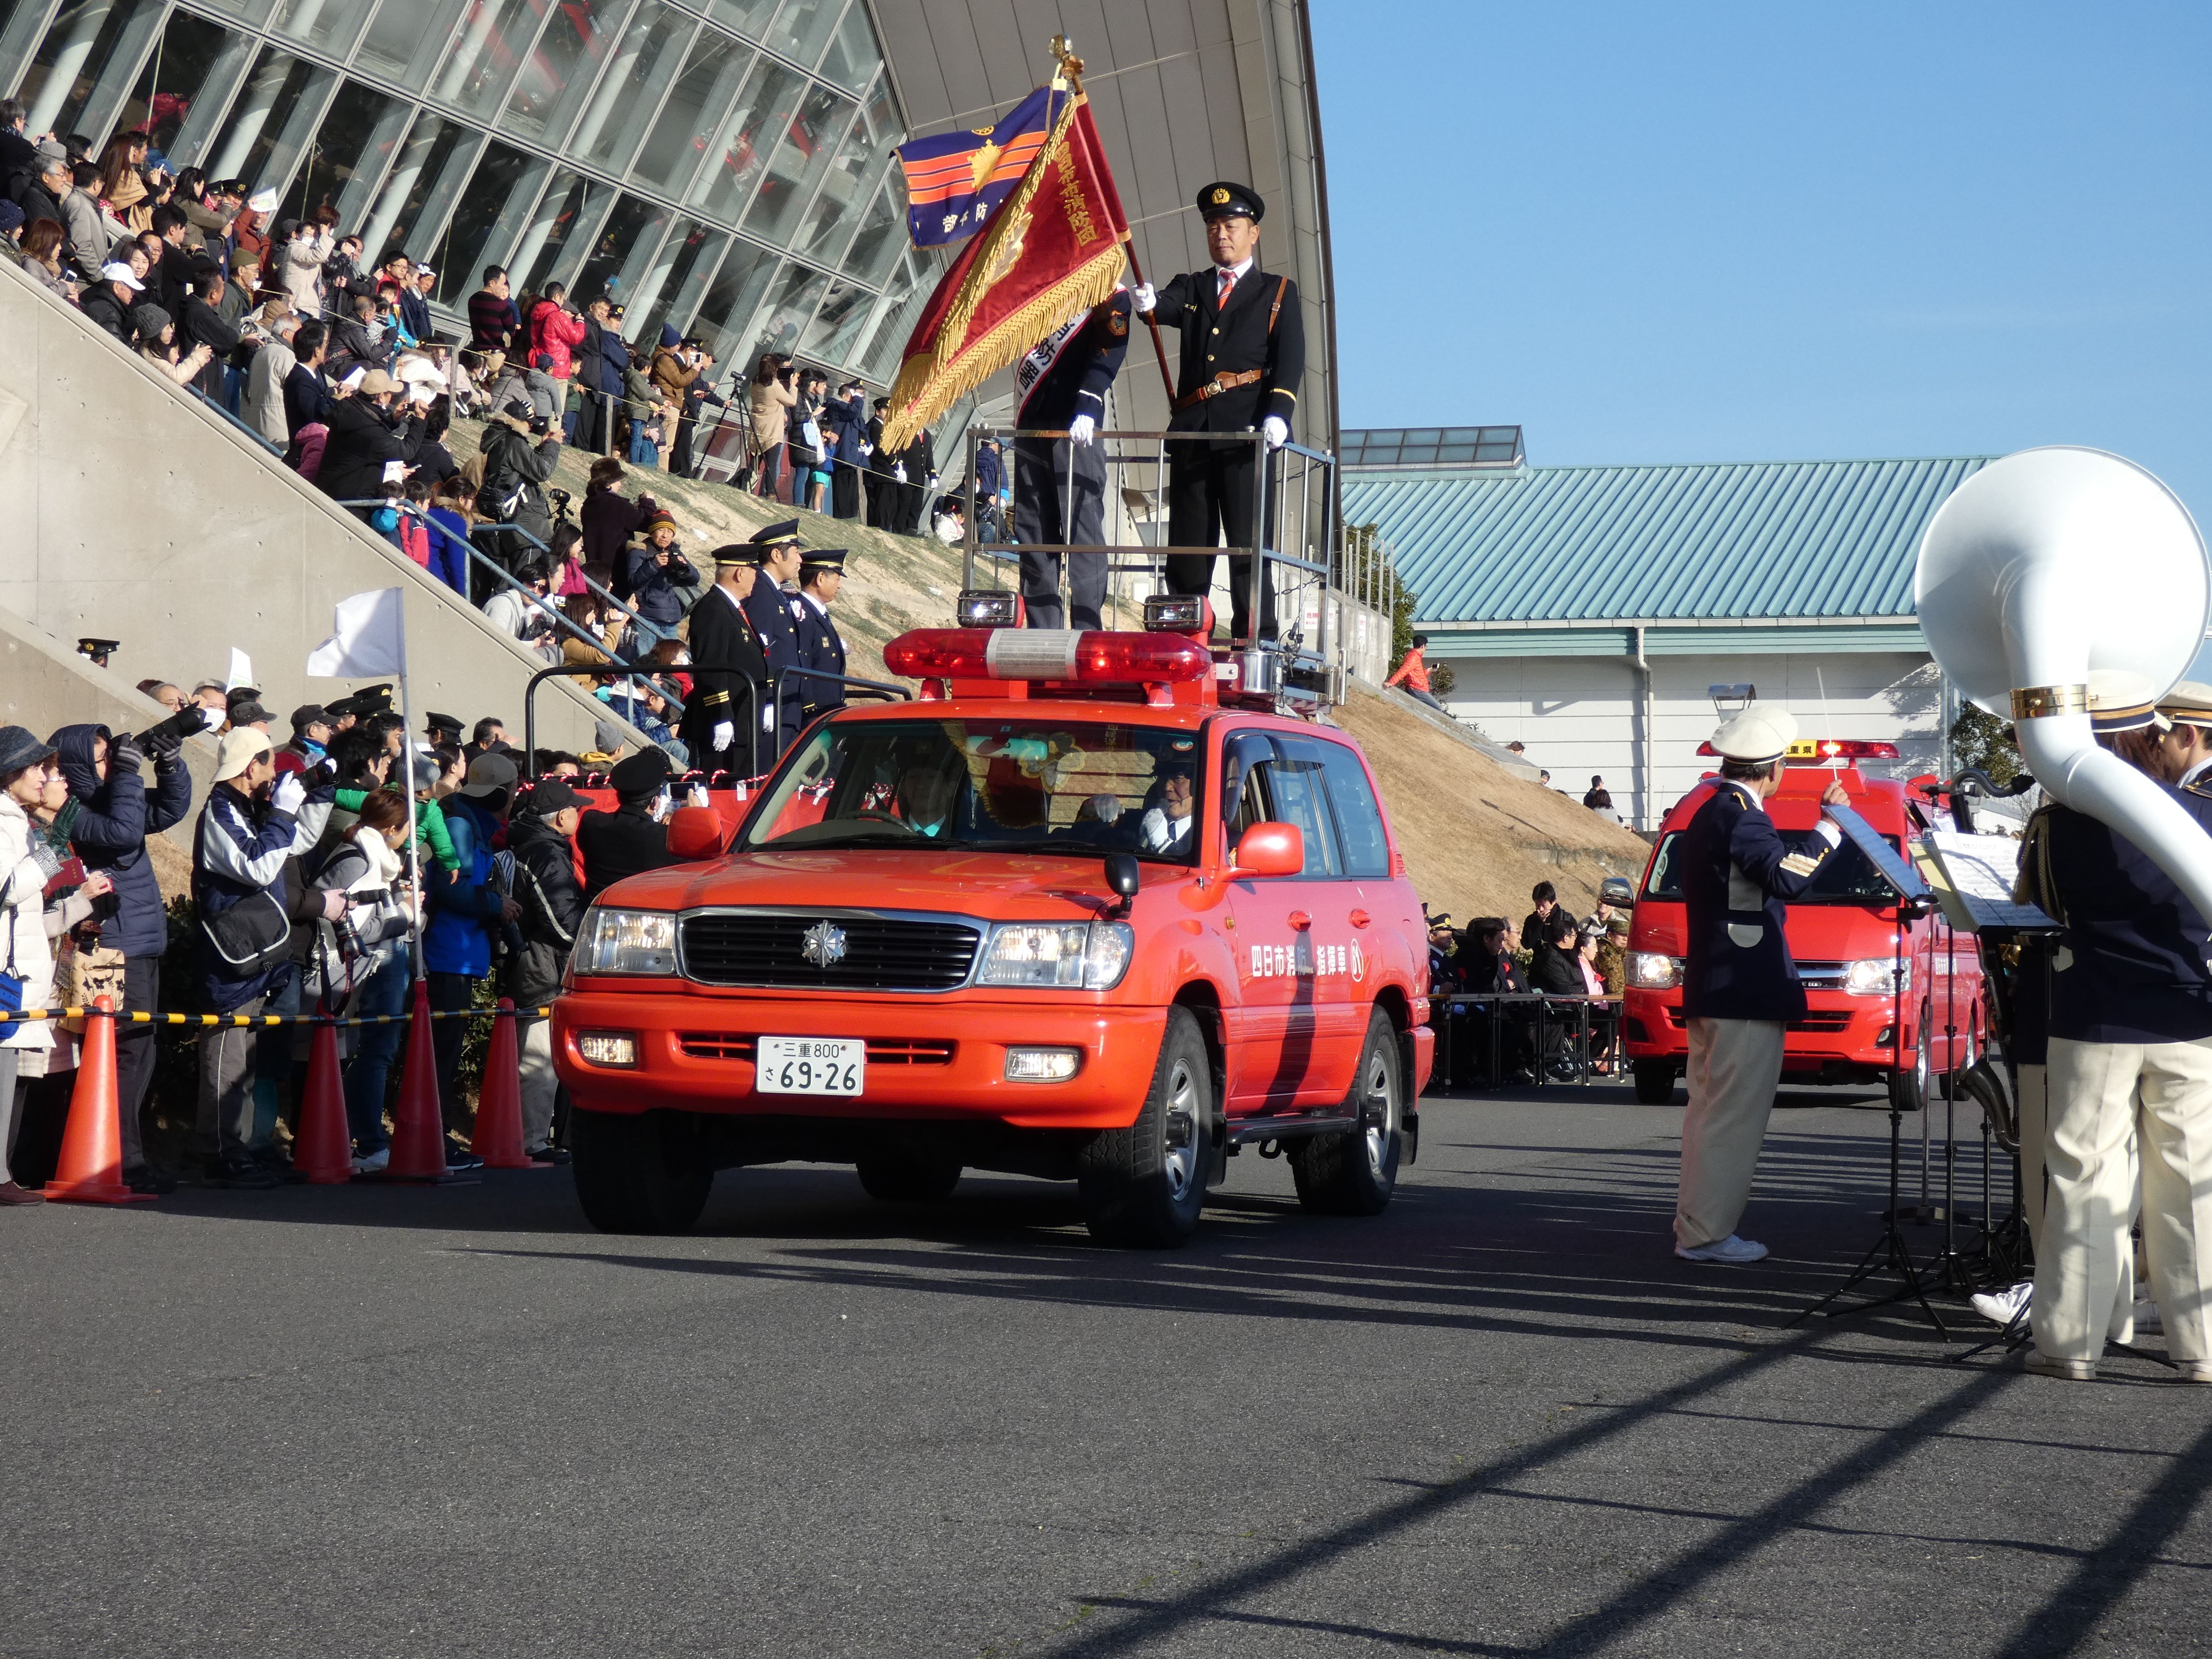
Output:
[{"xmin": 879, "ymin": 90, "xmax": 1131, "ymax": 452}]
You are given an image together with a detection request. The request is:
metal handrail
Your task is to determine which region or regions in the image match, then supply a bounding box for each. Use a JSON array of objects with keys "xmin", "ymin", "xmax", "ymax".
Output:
[
  {"xmin": 187, "ymin": 383, "xmax": 285, "ymax": 455},
  {"xmin": 460, "ymin": 511, "xmax": 676, "ymax": 651}
]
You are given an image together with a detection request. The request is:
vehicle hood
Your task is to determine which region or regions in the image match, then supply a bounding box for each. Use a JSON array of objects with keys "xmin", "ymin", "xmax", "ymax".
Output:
[{"xmin": 596, "ymin": 848, "xmax": 1161, "ymax": 921}]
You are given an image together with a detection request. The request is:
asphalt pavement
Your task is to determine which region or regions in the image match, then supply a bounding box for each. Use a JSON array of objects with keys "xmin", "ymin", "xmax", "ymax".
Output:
[{"xmin": 7, "ymin": 1077, "xmax": 2211, "ymax": 1658}]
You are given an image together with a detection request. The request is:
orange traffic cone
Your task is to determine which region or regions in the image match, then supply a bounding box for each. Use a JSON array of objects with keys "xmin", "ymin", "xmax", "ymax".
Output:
[
  {"xmin": 293, "ymin": 1019, "xmax": 352, "ymax": 1184},
  {"xmin": 385, "ymin": 979, "xmax": 449, "ymax": 1181},
  {"xmin": 45, "ymin": 997, "xmax": 154, "ymax": 1204},
  {"xmin": 470, "ymin": 999, "xmax": 530, "ymax": 1168}
]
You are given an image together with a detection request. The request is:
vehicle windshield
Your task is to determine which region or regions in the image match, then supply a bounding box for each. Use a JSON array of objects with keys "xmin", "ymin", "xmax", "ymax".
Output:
[
  {"xmin": 738, "ymin": 718, "xmax": 1207, "ymax": 861},
  {"xmin": 1642, "ymin": 828, "xmax": 1905, "ymax": 906}
]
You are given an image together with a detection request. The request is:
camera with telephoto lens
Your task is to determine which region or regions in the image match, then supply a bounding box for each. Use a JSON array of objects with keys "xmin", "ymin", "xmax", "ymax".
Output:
[{"xmin": 137, "ymin": 704, "xmax": 213, "ymax": 754}]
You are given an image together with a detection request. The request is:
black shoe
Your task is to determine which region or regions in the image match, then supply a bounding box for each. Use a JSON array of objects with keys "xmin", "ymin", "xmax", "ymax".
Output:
[
  {"xmin": 251, "ymin": 1145, "xmax": 306, "ymax": 1184},
  {"xmin": 445, "ymin": 1143, "xmax": 485, "ymax": 1171},
  {"xmin": 526, "ymin": 1145, "xmax": 571, "ymax": 1166},
  {"xmin": 205, "ymin": 1155, "xmax": 281, "ymax": 1191},
  {"xmin": 124, "ymin": 1166, "xmax": 177, "ymax": 1196}
]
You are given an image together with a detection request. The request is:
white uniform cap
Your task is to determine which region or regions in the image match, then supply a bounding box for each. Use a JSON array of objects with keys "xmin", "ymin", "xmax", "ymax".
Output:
[
  {"xmin": 2155, "ymin": 678, "xmax": 2212, "ymax": 727},
  {"xmin": 2086, "ymin": 669, "xmax": 2168, "ymax": 734},
  {"xmin": 1709, "ymin": 703, "xmax": 1798, "ymax": 764}
]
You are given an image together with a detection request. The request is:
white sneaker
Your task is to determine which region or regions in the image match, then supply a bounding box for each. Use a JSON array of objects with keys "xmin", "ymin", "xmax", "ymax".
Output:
[
  {"xmin": 1675, "ymin": 1234, "xmax": 1769, "ymax": 1265},
  {"xmin": 1971, "ymin": 1280, "xmax": 2034, "ymax": 1327},
  {"xmin": 351, "ymin": 1148, "xmax": 390, "ymax": 1175},
  {"xmin": 2133, "ymin": 1295, "xmax": 2163, "ymax": 1335}
]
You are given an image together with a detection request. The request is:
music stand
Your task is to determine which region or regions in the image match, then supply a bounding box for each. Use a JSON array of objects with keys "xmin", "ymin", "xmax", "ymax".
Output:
[{"xmin": 1790, "ymin": 806, "xmax": 1951, "ymax": 1336}]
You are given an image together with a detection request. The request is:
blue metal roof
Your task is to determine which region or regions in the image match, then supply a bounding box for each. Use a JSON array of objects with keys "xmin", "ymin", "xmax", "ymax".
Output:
[{"xmin": 1343, "ymin": 455, "xmax": 1995, "ymax": 625}]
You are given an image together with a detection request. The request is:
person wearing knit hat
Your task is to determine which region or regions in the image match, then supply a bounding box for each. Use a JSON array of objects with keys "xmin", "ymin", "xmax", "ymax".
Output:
[{"xmin": 1669, "ymin": 703, "xmax": 1851, "ymax": 1266}]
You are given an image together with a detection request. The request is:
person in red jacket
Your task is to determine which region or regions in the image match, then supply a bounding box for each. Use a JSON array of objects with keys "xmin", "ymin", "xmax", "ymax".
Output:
[
  {"xmin": 1385, "ymin": 633, "xmax": 1444, "ymax": 710},
  {"xmin": 527, "ymin": 280, "xmax": 586, "ymax": 385}
]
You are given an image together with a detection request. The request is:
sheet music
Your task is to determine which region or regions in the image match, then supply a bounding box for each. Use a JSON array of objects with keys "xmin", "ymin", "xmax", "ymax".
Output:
[{"xmin": 1924, "ymin": 829, "xmax": 2057, "ymax": 932}]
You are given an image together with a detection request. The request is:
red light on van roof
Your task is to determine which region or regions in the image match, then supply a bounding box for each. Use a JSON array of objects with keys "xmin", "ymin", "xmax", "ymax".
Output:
[
  {"xmin": 1693, "ymin": 738, "xmax": 1901, "ymax": 760},
  {"xmin": 883, "ymin": 628, "xmax": 1210, "ymax": 684}
]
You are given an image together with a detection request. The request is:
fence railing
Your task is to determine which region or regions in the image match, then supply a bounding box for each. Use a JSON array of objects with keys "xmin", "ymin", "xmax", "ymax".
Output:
[{"xmin": 1428, "ymin": 990, "xmax": 1625, "ymax": 1088}]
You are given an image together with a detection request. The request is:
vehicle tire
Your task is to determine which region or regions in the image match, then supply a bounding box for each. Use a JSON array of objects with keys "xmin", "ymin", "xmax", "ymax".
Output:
[
  {"xmin": 1288, "ymin": 1007, "xmax": 1404, "ymax": 1217},
  {"xmin": 571, "ymin": 1107, "xmax": 712, "ymax": 1234},
  {"xmin": 1888, "ymin": 1007, "xmax": 1931, "ymax": 1114},
  {"xmin": 1632, "ymin": 1060, "xmax": 1678, "ymax": 1105},
  {"xmin": 855, "ymin": 1156, "xmax": 962, "ymax": 1202},
  {"xmin": 1078, "ymin": 1006, "xmax": 1212, "ymax": 1247}
]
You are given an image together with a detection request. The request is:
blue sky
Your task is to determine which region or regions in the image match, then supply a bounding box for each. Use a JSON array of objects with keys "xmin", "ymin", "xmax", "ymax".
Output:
[{"xmin": 1311, "ymin": 2, "xmax": 2212, "ymax": 523}]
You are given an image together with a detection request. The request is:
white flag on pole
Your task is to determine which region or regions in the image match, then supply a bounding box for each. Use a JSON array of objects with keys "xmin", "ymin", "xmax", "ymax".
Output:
[
  {"xmin": 226, "ymin": 647, "xmax": 253, "ymax": 689},
  {"xmin": 306, "ymin": 588, "xmax": 408, "ymax": 678}
]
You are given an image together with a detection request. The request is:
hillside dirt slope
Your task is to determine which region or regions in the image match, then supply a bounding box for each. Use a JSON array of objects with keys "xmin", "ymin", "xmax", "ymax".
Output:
[
  {"xmin": 464, "ymin": 424, "xmax": 1653, "ymax": 922},
  {"xmin": 1335, "ymin": 684, "xmax": 1654, "ymax": 925}
]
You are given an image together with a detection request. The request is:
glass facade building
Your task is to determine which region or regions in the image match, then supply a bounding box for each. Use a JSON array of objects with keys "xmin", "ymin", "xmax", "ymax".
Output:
[{"xmin": 0, "ymin": 0, "xmax": 937, "ymax": 385}]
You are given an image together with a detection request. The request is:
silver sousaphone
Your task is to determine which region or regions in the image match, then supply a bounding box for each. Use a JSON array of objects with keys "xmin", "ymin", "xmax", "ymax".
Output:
[{"xmin": 1916, "ymin": 445, "xmax": 2212, "ymax": 919}]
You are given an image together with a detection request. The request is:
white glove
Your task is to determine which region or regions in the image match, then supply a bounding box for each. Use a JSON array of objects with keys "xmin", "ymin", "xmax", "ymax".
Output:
[
  {"xmin": 711, "ymin": 720, "xmax": 734, "ymax": 755},
  {"xmin": 1132, "ymin": 281, "xmax": 1156, "ymax": 314},
  {"xmin": 892, "ymin": 463, "xmax": 906, "ymax": 483},
  {"xmin": 686, "ymin": 782, "xmax": 710, "ymax": 809},
  {"xmin": 270, "ymin": 773, "xmax": 306, "ymax": 815},
  {"xmin": 1262, "ymin": 415, "xmax": 1289, "ymax": 452},
  {"xmin": 1069, "ymin": 413, "xmax": 1096, "ymax": 446}
]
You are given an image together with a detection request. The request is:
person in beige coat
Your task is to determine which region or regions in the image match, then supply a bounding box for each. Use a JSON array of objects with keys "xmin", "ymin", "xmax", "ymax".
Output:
[{"xmin": 746, "ymin": 353, "xmax": 797, "ymax": 499}]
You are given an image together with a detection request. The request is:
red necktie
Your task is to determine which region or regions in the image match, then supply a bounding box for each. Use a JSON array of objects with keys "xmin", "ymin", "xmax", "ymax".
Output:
[{"xmin": 1217, "ymin": 268, "xmax": 1237, "ymax": 306}]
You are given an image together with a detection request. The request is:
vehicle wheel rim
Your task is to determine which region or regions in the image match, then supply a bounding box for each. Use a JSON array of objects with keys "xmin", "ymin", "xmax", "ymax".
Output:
[
  {"xmin": 1362, "ymin": 1045, "xmax": 1394, "ymax": 1177},
  {"xmin": 1162, "ymin": 1058, "xmax": 1198, "ymax": 1199}
]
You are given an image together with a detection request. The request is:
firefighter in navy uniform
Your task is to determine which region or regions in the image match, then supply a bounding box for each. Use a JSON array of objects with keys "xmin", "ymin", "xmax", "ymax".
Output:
[
  {"xmin": 793, "ymin": 547, "xmax": 848, "ymax": 725},
  {"xmin": 681, "ymin": 544, "xmax": 770, "ymax": 777},
  {"xmin": 1673, "ymin": 704, "xmax": 1847, "ymax": 1265},
  {"xmin": 2010, "ymin": 673, "xmax": 2212, "ymax": 1382},
  {"xmin": 1133, "ymin": 182, "xmax": 1305, "ymax": 643},
  {"xmin": 1012, "ymin": 289, "xmax": 1131, "ymax": 630},
  {"xmin": 740, "ymin": 519, "xmax": 807, "ymax": 756}
]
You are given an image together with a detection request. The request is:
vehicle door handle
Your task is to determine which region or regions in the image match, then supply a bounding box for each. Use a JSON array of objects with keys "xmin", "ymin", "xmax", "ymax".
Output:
[
  {"xmin": 1288, "ymin": 910, "xmax": 1312, "ymax": 931},
  {"xmin": 1349, "ymin": 909, "xmax": 1371, "ymax": 929}
]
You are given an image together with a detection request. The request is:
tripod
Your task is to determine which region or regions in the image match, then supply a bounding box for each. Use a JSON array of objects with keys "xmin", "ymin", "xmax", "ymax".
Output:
[{"xmin": 1791, "ymin": 892, "xmax": 1948, "ymax": 1337}]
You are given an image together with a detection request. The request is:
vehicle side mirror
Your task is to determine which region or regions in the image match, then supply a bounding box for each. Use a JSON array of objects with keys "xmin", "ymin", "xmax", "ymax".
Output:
[
  {"xmin": 1104, "ymin": 852, "xmax": 1140, "ymax": 901},
  {"xmin": 667, "ymin": 804, "xmax": 724, "ymax": 862},
  {"xmin": 1229, "ymin": 822, "xmax": 1302, "ymax": 879}
]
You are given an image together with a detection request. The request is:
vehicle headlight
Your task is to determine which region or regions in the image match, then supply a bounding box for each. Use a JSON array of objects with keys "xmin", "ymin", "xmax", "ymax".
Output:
[
  {"xmin": 977, "ymin": 921, "xmax": 1135, "ymax": 990},
  {"xmin": 1845, "ymin": 957, "xmax": 1907, "ymax": 995},
  {"xmin": 1627, "ymin": 951, "xmax": 1682, "ymax": 989},
  {"xmin": 574, "ymin": 908, "xmax": 679, "ymax": 976}
]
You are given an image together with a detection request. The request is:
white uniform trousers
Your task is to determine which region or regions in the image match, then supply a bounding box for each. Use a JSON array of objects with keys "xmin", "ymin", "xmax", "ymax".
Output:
[
  {"xmin": 2030, "ymin": 1035, "xmax": 2212, "ymax": 1365},
  {"xmin": 2015, "ymin": 1062, "xmax": 2048, "ymax": 1251},
  {"xmin": 1676, "ymin": 1017, "xmax": 1787, "ymax": 1249}
]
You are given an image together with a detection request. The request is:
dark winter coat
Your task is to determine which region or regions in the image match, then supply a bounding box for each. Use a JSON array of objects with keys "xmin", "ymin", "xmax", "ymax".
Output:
[
  {"xmin": 51, "ymin": 724, "xmax": 193, "ymax": 959},
  {"xmin": 506, "ymin": 812, "xmax": 586, "ymax": 1006},
  {"xmin": 316, "ymin": 397, "xmax": 424, "ymax": 505}
]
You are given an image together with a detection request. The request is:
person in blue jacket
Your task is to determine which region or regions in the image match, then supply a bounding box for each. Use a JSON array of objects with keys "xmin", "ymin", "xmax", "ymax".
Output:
[
  {"xmin": 52, "ymin": 717, "xmax": 197, "ymax": 1193},
  {"xmin": 1012, "ymin": 287, "xmax": 1130, "ymax": 631},
  {"xmin": 1673, "ymin": 703, "xmax": 1846, "ymax": 1265},
  {"xmin": 424, "ymin": 750, "xmax": 521, "ymax": 1167}
]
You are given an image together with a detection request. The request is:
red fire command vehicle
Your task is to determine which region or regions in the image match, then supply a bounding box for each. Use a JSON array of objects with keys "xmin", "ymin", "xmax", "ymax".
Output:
[
  {"xmin": 1621, "ymin": 739, "xmax": 1984, "ymax": 1106},
  {"xmin": 551, "ymin": 599, "xmax": 1434, "ymax": 1246}
]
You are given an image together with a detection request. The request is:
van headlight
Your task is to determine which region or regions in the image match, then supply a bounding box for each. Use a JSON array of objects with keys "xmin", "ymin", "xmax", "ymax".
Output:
[
  {"xmin": 574, "ymin": 909, "xmax": 680, "ymax": 976},
  {"xmin": 1845, "ymin": 957, "xmax": 1907, "ymax": 995},
  {"xmin": 1627, "ymin": 951, "xmax": 1682, "ymax": 989},
  {"xmin": 977, "ymin": 921, "xmax": 1135, "ymax": 990}
]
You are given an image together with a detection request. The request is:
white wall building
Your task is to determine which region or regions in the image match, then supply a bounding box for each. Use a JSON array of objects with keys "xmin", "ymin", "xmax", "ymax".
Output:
[{"xmin": 1340, "ymin": 432, "xmax": 1991, "ymax": 830}]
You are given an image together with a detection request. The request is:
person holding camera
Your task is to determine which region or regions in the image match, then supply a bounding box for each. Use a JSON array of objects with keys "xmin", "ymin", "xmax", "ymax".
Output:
[
  {"xmin": 475, "ymin": 395, "xmax": 561, "ymax": 572},
  {"xmin": 483, "ymin": 561, "xmax": 561, "ymax": 664},
  {"xmin": 619, "ymin": 507, "xmax": 701, "ymax": 635},
  {"xmin": 49, "ymin": 713, "xmax": 198, "ymax": 1193},
  {"xmin": 745, "ymin": 354, "xmax": 797, "ymax": 497}
]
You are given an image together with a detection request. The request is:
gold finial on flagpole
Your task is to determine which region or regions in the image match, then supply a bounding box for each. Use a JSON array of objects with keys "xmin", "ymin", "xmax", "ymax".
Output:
[{"xmin": 1049, "ymin": 33, "xmax": 1084, "ymax": 93}]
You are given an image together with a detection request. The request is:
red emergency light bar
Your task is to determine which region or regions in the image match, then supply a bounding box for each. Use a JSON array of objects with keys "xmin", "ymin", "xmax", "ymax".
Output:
[
  {"xmin": 1695, "ymin": 738, "xmax": 1901, "ymax": 760},
  {"xmin": 883, "ymin": 628, "xmax": 1211, "ymax": 684}
]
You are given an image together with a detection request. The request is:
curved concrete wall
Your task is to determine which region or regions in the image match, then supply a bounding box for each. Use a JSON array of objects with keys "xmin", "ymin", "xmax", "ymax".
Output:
[{"xmin": 0, "ymin": 256, "xmax": 625, "ymax": 755}]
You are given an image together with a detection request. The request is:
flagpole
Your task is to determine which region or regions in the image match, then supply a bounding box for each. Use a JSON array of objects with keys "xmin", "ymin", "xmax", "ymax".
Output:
[
  {"xmin": 394, "ymin": 608, "xmax": 424, "ymax": 981},
  {"xmin": 1122, "ymin": 239, "xmax": 1177, "ymax": 404}
]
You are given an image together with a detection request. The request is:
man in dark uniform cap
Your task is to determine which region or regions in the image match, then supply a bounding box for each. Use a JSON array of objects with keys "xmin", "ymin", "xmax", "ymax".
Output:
[
  {"xmin": 741, "ymin": 518, "xmax": 807, "ymax": 755},
  {"xmin": 1673, "ymin": 703, "xmax": 1847, "ymax": 1265},
  {"xmin": 794, "ymin": 548, "xmax": 848, "ymax": 725},
  {"xmin": 2007, "ymin": 670, "xmax": 2212, "ymax": 1382},
  {"xmin": 576, "ymin": 749, "xmax": 681, "ymax": 901},
  {"xmin": 424, "ymin": 711, "xmax": 463, "ymax": 748},
  {"xmin": 681, "ymin": 544, "xmax": 770, "ymax": 777},
  {"xmin": 1012, "ymin": 286, "xmax": 1131, "ymax": 630},
  {"xmin": 1134, "ymin": 181, "xmax": 1306, "ymax": 642}
]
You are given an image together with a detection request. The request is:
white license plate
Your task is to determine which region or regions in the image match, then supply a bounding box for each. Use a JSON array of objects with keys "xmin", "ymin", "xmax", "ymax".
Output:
[{"xmin": 755, "ymin": 1036, "xmax": 866, "ymax": 1095}]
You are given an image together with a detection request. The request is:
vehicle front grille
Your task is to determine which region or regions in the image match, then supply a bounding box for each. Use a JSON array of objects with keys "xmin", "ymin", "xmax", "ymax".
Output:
[
  {"xmin": 680, "ymin": 913, "xmax": 982, "ymax": 992},
  {"xmin": 1795, "ymin": 962, "xmax": 1853, "ymax": 992},
  {"xmin": 678, "ymin": 1034, "xmax": 957, "ymax": 1065}
]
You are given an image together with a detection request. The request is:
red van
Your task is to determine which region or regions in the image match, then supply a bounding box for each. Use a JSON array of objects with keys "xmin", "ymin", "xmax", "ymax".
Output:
[{"xmin": 1620, "ymin": 744, "xmax": 1984, "ymax": 1106}]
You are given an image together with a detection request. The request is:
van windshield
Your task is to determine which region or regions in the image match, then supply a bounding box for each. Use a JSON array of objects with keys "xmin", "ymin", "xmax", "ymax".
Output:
[
  {"xmin": 1642, "ymin": 830, "xmax": 1904, "ymax": 905},
  {"xmin": 738, "ymin": 718, "xmax": 1206, "ymax": 862}
]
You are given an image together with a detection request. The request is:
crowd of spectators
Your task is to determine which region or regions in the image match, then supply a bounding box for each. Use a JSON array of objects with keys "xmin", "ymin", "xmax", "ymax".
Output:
[
  {"xmin": 0, "ymin": 675, "xmax": 727, "ymax": 1203},
  {"xmin": 1421, "ymin": 880, "xmax": 1632, "ymax": 1090}
]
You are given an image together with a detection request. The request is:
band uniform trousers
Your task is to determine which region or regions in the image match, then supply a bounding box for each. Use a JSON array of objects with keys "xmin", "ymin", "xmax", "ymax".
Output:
[
  {"xmin": 2015, "ymin": 1062, "xmax": 2048, "ymax": 1250},
  {"xmin": 1164, "ymin": 436, "xmax": 1275, "ymax": 640},
  {"xmin": 2030, "ymin": 1035, "xmax": 2212, "ymax": 1365},
  {"xmin": 1675, "ymin": 1016, "xmax": 1787, "ymax": 1249},
  {"xmin": 1013, "ymin": 435, "xmax": 1107, "ymax": 631},
  {"xmin": 832, "ymin": 458, "xmax": 860, "ymax": 520},
  {"xmin": 196, "ymin": 993, "xmax": 267, "ymax": 1162}
]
